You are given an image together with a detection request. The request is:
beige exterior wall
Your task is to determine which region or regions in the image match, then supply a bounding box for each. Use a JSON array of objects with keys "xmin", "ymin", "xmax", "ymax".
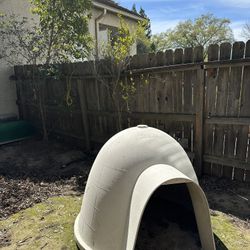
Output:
[
  {"xmin": 0, "ymin": 0, "xmax": 32, "ymax": 118},
  {"xmin": 90, "ymin": 7, "xmax": 138, "ymax": 57},
  {"xmin": 0, "ymin": 61, "xmax": 18, "ymax": 118}
]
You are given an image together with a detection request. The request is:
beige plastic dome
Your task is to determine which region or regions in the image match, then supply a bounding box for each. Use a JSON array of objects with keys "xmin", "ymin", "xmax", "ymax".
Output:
[{"xmin": 74, "ymin": 125, "xmax": 215, "ymax": 250}]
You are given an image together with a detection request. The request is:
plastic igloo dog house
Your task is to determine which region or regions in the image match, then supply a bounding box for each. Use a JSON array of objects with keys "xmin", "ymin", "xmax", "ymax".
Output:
[{"xmin": 74, "ymin": 125, "xmax": 215, "ymax": 250}]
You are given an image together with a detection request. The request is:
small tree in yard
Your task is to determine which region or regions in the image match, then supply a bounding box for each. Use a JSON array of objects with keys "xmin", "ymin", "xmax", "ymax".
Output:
[
  {"xmin": 93, "ymin": 17, "xmax": 148, "ymax": 130},
  {"xmin": 0, "ymin": 0, "xmax": 93, "ymax": 140},
  {"xmin": 31, "ymin": 0, "xmax": 93, "ymax": 64},
  {"xmin": 242, "ymin": 22, "xmax": 250, "ymax": 40}
]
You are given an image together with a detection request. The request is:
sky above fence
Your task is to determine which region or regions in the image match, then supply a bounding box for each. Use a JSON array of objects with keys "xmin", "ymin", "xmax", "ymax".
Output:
[{"xmin": 119, "ymin": 0, "xmax": 249, "ymax": 41}]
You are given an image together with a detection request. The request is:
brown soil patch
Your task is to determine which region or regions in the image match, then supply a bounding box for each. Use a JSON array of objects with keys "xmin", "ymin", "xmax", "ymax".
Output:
[{"xmin": 0, "ymin": 139, "xmax": 92, "ymax": 220}]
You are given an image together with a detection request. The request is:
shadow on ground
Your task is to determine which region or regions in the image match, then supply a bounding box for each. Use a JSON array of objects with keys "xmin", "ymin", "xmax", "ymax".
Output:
[
  {"xmin": 135, "ymin": 185, "xmax": 230, "ymax": 250},
  {"xmin": 200, "ymin": 176, "xmax": 250, "ymax": 221},
  {"xmin": 0, "ymin": 138, "xmax": 94, "ymax": 182},
  {"xmin": 214, "ymin": 234, "xmax": 228, "ymax": 250}
]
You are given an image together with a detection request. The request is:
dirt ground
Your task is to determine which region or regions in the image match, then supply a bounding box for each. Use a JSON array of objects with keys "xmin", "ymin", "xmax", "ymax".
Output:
[
  {"xmin": 0, "ymin": 139, "xmax": 93, "ymax": 220},
  {"xmin": 0, "ymin": 138, "xmax": 249, "ymax": 249}
]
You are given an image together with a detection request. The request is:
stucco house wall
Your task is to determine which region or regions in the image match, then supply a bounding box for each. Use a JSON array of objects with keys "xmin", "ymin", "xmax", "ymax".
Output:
[
  {"xmin": 0, "ymin": 0, "xmax": 33, "ymax": 118},
  {"xmin": 90, "ymin": 7, "xmax": 140, "ymax": 57}
]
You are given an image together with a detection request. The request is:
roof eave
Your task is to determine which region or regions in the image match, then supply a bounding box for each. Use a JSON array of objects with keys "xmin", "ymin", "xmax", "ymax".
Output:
[{"xmin": 93, "ymin": 1, "xmax": 145, "ymax": 22}]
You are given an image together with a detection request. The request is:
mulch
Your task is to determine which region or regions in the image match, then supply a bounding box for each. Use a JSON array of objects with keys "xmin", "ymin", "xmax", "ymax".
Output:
[
  {"xmin": 0, "ymin": 176, "xmax": 82, "ymax": 219},
  {"xmin": 0, "ymin": 139, "xmax": 92, "ymax": 220}
]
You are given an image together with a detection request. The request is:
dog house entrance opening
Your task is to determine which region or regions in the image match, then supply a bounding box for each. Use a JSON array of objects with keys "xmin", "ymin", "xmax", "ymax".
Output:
[{"xmin": 135, "ymin": 183, "xmax": 201, "ymax": 250}]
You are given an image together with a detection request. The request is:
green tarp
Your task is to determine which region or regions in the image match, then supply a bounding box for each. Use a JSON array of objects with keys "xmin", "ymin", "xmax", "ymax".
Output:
[{"xmin": 0, "ymin": 121, "xmax": 36, "ymax": 144}]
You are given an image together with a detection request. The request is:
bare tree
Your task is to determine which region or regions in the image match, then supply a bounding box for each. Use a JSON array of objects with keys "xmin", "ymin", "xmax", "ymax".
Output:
[{"xmin": 242, "ymin": 22, "xmax": 250, "ymax": 40}]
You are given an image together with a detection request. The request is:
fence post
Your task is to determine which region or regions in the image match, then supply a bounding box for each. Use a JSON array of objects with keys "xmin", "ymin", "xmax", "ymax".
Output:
[
  {"xmin": 194, "ymin": 68, "xmax": 205, "ymax": 176},
  {"xmin": 14, "ymin": 66, "xmax": 26, "ymax": 120},
  {"xmin": 77, "ymin": 79, "xmax": 91, "ymax": 151}
]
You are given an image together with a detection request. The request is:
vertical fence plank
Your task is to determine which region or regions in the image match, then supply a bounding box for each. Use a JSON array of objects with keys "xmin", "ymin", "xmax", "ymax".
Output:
[
  {"xmin": 174, "ymin": 49, "xmax": 184, "ymax": 113},
  {"xmin": 162, "ymin": 51, "xmax": 174, "ymax": 114},
  {"xmin": 170, "ymin": 49, "xmax": 183, "ymax": 143},
  {"xmin": 193, "ymin": 46, "xmax": 204, "ymax": 175},
  {"xmin": 246, "ymin": 128, "xmax": 250, "ymax": 182},
  {"xmin": 227, "ymin": 42, "xmax": 245, "ymax": 180},
  {"xmin": 204, "ymin": 44, "xmax": 219, "ymax": 176},
  {"xmin": 206, "ymin": 44, "xmax": 219, "ymax": 117},
  {"xmin": 234, "ymin": 126, "xmax": 248, "ymax": 181},
  {"xmin": 241, "ymin": 41, "xmax": 250, "ymax": 182},
  {"xmin": 183, "ymin": 48, "xmax": 194, "ymax": 114},
  {"xmin": 162, "ymin": 50, "xmax": 175, "ymax": 135},
  {"xmin": 216, "ymin": 43, "xmax": 231, "ymax": 116},
  {"xmin": 194, "ymin": 68, "xmax": 204, "ymax": 176},
  {"xmin": 227, "ymin": 42, "xmax": 245, "ymax": 116},
  {"xmin": 14, "ymin": 66, "xmax": 26, "ymax": 120},
  {"xmin": 173, "ymin": 48, "xmax": 183, "ymax": 115},
  {"xmin": 148, "ymin": 53, "xmax": 157, "ymax": 68},
  {"xmin": 156, "ymin": 51, "xmax": 166, "ymax": 66},
  {"xmin": 138, "ymin": 54, "xmax": 150, "ymax": 116},
  {"xmin": 240, "ymin": 41, "xmax": 250, "ymax": 117},
  {"xmin": 212, "ymin": 43, "xmax": 231, "ymax": 177},
  {"xmin": 183, "ymin": 48, "xmax": 194, "ymax": 161},
  {"xmin": 77, "ymin": 80, "xmax": 91, "ymax": 151}
]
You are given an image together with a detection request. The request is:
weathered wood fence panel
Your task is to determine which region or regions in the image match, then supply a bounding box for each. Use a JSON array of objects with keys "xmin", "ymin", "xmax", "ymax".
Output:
[
  {"xmin": 204, "ymin": 41, "xmax": 250, "ymax": 182},
  {"xmin": 14, "ymin": 40, "xmax": 250, "ymax": 182}
]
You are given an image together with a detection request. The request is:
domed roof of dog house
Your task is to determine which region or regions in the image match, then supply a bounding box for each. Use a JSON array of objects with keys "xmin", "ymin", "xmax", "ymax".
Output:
[{"xmin": 74, "ymin": 126, "xmax": 215, "ymax": 250}]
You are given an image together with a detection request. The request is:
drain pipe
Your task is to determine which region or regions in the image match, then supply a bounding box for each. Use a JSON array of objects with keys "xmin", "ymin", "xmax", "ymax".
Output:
[{"xmin": 95, "ymin": 8, "xmax": 107, "ymax": 59}]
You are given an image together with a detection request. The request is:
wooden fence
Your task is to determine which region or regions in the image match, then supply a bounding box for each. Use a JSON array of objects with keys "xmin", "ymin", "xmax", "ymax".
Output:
[{"xmin": 14, "ymin": 40, "xmax": 250, "ymax": 182}]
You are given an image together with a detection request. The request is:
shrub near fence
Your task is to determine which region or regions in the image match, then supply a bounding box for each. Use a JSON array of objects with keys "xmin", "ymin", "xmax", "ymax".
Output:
[{"xmin": 14, "ymin": 40, "xmax": 250, "ymax": 182}]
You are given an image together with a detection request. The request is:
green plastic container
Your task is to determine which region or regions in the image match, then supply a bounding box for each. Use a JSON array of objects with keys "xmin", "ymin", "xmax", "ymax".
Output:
[{"xmin": 0, "ymin": 120, "xmax": 36, "ymax": 145}]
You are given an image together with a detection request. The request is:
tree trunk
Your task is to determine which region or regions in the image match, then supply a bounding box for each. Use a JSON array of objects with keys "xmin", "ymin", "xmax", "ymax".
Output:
[{"xmin": 45, "ymin": 0, "xmax": 56, "ymax": 64}]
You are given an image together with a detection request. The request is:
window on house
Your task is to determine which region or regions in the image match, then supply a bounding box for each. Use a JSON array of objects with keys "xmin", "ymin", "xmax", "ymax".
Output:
[{"xmin": 99, "ymin": 23, "xmax": 119, "ymax": 46}]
